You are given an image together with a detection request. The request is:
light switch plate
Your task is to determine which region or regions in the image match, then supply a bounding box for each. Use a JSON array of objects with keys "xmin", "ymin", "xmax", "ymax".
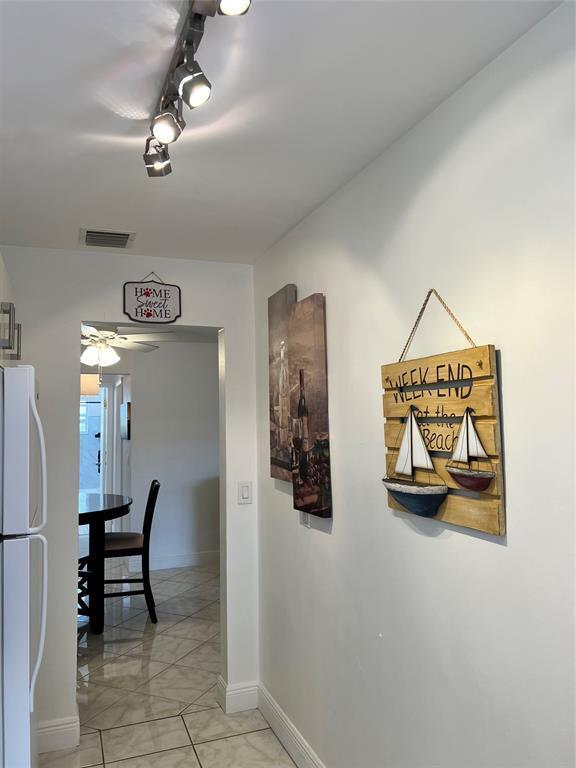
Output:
[{"xmin": 238, "ymin": 481, "xmax": 252, "ymax": 505}]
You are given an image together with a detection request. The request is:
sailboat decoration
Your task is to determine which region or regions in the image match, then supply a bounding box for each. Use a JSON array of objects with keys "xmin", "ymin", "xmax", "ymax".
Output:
[
  {"xmin": 382, "ymin": 406, "xmax": 448, "ymax": 517},
  {"xmin": 446, "ymin": 407, "xmax": 495, "ymax": 492}
]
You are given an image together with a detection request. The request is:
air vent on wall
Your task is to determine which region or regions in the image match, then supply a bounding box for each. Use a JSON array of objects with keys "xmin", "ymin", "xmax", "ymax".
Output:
[{"xmin": 80, "ymin": 228, "xmax": 135, "ymax": 249}]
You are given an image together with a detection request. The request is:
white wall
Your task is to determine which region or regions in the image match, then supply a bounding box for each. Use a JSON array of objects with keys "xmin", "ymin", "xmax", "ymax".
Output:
[
  {"xmin": 121, "ymin": 342, "xmax": 220, "ymax": 569},
  {"xmin": 3, "ymin": 249, "xmax": 259, "ymax": 747},
  {"xmin": 254, "ymin": 6, "xmax": 574, "ymax": 768}
]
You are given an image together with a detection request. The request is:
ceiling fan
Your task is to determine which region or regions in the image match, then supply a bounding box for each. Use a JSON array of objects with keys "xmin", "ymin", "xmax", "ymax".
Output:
[{"xmin": 80, "ymin": 324, "xmax": 164, "ymax": 367}]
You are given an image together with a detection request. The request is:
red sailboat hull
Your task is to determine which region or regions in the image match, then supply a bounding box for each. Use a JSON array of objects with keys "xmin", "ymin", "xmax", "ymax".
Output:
[{"xmin": 447, "ymin": 468, "xmax": 494, "ymax": 492}]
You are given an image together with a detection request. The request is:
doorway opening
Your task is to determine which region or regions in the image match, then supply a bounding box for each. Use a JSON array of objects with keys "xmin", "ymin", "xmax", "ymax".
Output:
[{"xmin": 76, "ymin": 322, "xmax": 222, "ymax": 693}]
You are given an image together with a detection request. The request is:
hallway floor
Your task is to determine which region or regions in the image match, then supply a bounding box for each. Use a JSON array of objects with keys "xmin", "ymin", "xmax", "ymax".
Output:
[{"xmin": 41, "ymin": 563, "xmax": 294, "ymax": 768}]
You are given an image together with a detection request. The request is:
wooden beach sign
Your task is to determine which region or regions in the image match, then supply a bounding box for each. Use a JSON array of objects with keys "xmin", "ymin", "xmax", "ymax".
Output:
[{"xmin": 381, "ymin": 344, "xmax": 505, "ymax": 535}]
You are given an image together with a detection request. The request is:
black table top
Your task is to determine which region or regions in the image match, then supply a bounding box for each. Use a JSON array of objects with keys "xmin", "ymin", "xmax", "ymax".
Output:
[{"xmin": 78, "ymin": 493, "xmax": 133, "ymax": 524}]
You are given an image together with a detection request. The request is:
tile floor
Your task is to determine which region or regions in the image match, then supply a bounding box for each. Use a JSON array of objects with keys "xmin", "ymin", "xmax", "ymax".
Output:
[{"xmin": 41, "ymin": 561, "xmax": 294, "ymax": 768}]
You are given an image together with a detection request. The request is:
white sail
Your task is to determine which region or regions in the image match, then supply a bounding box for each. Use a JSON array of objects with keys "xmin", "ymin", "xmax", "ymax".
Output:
[
  {"xmin": 410, "ymin": 411, "xmax": 434, "ymax": 471},
  {"xmin": 394, "ymin": 416, "xmax": 413, "ymax": 476},
  {"xmin": 451, "ymin": 412, "xmax": 469, "ymax": 464},
  {"xmin": 467, "ymin": 412, "xmax": 488, "ymax": 459},
  {"xmin": 452, "ymin": 410, "xmax": 488, "ymax": 464}
]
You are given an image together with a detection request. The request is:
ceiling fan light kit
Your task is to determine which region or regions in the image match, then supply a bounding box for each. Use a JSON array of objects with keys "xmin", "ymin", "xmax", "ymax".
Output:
[{"xmin": 144, "ymin": 0, "xmax": 250, "ymax": 177}]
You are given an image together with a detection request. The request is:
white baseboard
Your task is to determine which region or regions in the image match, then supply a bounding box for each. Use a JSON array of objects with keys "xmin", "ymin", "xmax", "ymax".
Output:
[
  {"xmin": 217, "ymin": 675, "xmax": 259, "ymax": 714},
  {"xmin": 37, "ymin": 715, "xmax": 80, "ymax": 754},
  {"xmin": 258, "ymin": 684, "xmax": 326, "ymax": 768},
  {"xmin": 129, "ymin": 550, "xmax": 219, "ymax": 572}
]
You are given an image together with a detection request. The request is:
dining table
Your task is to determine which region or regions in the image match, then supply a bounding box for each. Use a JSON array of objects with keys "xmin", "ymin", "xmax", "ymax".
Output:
[{"xmin": 78, "ymin": 493, "xmax": 132, "ymax": 634}]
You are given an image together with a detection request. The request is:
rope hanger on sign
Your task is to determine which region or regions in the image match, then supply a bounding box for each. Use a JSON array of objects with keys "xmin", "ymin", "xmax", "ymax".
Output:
[
  {"xmin": 140, "ymin": 272, "xmax": 165, "ymax": 283},
  {"xmin": 398, "ymin": 288, "xmax": 476, "ymax": 362}
]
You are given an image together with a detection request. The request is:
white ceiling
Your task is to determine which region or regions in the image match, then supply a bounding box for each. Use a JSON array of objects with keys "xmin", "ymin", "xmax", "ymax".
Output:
[{"xmin": 0, "ymin": 0, "xmax": 559, "ymax": 264}]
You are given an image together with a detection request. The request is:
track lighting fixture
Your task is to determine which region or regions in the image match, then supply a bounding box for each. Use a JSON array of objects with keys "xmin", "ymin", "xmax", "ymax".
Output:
[
  {"xmin": 143, "ymin": 138, "xmax": 172, "ymax": 177},
  {"xmin": 151, "ymin": 100, "xmax": 186, "ymax": 144},
  {"xmin": 143, "ymin": 0, "xmax": 250, "ymax": 177},
  {"xmin": 193, "ymin": 0, "xmax": 251, "ymax": 16},
  {"xmin": 218, "ymin": 0, "xmax": 251, "ymax": 16},
  {"xmin": 174, "ymin": 58, "xmax": 212, "ymax": 109}
]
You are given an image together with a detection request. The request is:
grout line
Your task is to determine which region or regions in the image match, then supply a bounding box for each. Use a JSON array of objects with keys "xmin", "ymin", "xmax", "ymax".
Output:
[
  {"xmin": 191, "ymin": 725, "xmax": 270, "ymax": 746},
  {"xmin": 181, "ymin": 713, "xmax": 205, "ymax": 768},
  {"xmin": 99, "ymin": 713, "xmax": 189, "ymax": 734},
  {"xmin": 98, "ymin": 726, "xmax": 105, "ymax": 767}
]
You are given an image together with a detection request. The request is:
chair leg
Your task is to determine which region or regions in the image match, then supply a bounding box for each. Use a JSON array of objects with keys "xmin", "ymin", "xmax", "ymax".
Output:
[{"xmin": 142, "ymin": 550, "xmax": 157, "ymax": 623}]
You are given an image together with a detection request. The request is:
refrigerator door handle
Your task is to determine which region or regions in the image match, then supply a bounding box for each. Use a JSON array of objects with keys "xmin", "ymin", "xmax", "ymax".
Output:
[
  {"xmin": 29, "ymin": 534, "xmax": 48, "ymax": 713},
  {"xmin": 28, "ymin": 385, "xmax": 47, "ymax": 534}
]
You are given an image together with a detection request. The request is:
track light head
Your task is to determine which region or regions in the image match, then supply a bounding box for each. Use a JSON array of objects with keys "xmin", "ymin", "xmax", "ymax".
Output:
[
  {"xmin": 174, "ymin": 60, "xmax": 212, "ymax": 110},
  {"xmin": 143, "ymin": 138, "xmax": 172, "ymax": 177},
  {"xmin": 218, "ymin": 0, "xmax": 251, "ymax": 15},
  {"xmin": 151, "ymin": 101, "xmax": 186, "ymax": 144},
  {"xmin": 192, "ymin": 0, "xmax": 251, "ymax": 15}
]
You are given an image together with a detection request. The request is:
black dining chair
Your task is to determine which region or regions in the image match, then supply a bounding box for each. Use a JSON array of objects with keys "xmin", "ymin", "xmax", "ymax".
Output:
[{"xmin": 103, "ymin": 480, "xmax": 161, "ymax": 623}]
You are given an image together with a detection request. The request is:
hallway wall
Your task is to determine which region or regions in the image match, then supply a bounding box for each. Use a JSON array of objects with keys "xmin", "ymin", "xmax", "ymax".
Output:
[
  {"xmin": 254, "ymin": 5, "xmax": 574, "ymax": 767},
  {"xmin": 123, "ymin": 341, "xmax": 220, "ymax": 570},
  {"xmin": 3, "ymin": 250, "xmax": 259, "ymax": 750}
]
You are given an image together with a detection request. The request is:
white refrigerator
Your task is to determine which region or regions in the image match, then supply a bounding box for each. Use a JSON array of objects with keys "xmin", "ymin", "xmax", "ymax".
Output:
[{"xmin": 0, "ymin": 365, "xmax": 48, "ymax": 768}]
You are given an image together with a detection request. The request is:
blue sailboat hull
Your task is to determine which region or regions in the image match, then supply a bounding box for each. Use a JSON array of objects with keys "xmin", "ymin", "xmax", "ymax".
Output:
[
  {"xmin": 388, "ymin": 489, "xmax": 446, "ymax": 517},
  {"xmin": 383, "ymin": 479, "xmax": 449, "ymax": 518}
]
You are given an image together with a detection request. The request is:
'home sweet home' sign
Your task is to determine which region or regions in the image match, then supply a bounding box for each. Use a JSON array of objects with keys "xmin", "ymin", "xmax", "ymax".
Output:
[{"xmin": 123, "ymin": 274, "xmax": 181, "ymax": 324}]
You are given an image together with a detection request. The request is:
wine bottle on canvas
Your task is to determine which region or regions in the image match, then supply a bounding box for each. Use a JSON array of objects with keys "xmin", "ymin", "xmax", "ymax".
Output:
[
  {"xmin": 298, "ymin": 369, "xmax": 309, "ymax": 480},
  {"xmin": 278, "ymin": 341, "xmax": 289, "ymax": 449}
]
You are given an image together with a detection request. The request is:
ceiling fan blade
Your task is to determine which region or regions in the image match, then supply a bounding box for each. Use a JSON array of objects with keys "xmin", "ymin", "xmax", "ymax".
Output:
[
  {"xmin": 109, "ymin": 340, "xmax": 159, "ymax": 352},
  {"xmin": 81, "ymin": 324, "xmax": 99, "ymax": 337},
  {"xmin": 117, "ymin": 331, "xmax": 178, "ymax": 343}
]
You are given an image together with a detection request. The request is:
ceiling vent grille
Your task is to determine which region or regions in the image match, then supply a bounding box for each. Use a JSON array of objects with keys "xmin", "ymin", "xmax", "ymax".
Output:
[{"xmin": 81, "ymin": 228, "xmax": 135, "ymax": 249}]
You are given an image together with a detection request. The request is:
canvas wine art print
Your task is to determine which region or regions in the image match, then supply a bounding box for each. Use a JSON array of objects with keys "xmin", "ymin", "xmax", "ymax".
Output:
[
  {"xmin": 268, "ymin": 285, "xmax": 332, "ymax": 518},
  {"xmin": 288, "ymin": 294, "xmax": 332, "ymax": 517},
  {"xmin": 268, "ymin": 284, "xmax": 297, "ymax": 482}
]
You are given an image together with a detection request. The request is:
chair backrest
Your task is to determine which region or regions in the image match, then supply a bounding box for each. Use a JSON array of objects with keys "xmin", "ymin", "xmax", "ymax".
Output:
[{"xmin": 142, "ymin": 480, "xmax": 161, "ymax": 548}]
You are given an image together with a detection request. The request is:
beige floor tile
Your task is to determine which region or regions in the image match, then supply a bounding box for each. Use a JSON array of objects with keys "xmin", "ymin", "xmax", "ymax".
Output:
[
  {"xmin": 137, "ymin": 664, "xmax": 217, "ymax": 703},
  {"xmin": 188, "ymin": 603, "xmax": 220, "ymax": 622},
  {"xmin": 39, "ymin": 731, "xmax": 102, "ymax": 767},
  {"xmin": 106, "ymin": 745, "xmax": 200, "ymax": 767},
  {"xmin": 119, "ymin": 610, "xmax": 185, "ymax": 635},
  {"xmin": 194, "ymin": 729, "xmax": 295, "ymax": 767},
  {"xmin": 85, "ymin": 689, "xmax": 188, "ymax": 730},
  {"xmin": 152, "ymin": 580, "xmax": 196, "ymax": 598},
  {"xmin": 190, "ymin": 685, "xmax": 220, "ymax": 709},
  {"xmin": 77, "ymin": 650, "xmax": 121, "ymax": 679},
  {"xmin": 105, "ymin": 603, "xmax": 146, "ymax": 627},
  {"xmin": 101, "ymin": 716, "xmax": 190, "ymax": 763},
  {"xmin": 77, "ymin": 681, "xmax": 126, "ymax": 723},
  {"xmin": 80, "ymin": 625, "xmax": 147, "ymax": 656},
  {"xmin": 83, "ymin": 655, "xmax": 169, "ymax": 691},
  {"xmin": 162, "ymin": 617, "xmax": 219, "ymax": 642},
  {"xmin": 176, "ymin": 641, "xmax": 221, "ymax": 673},
  {"xmin": 182, "ymin": 583, "xmax": 220, "ymax": 602},
  {"xmin": 183, "ymin": 707, "xmax": 268, "ymax": 744},
  {"xmin": 107, "ymin": 593, "xmax": 149, "ymax": 610},
  {"xmin": 153, "ymin": 595, "xmax": 213, "ymax": 617},
  {"xmin": 127, "ymin": 633, "xmax": 205, "ymax": 664},
  {"xmin": 169, "ymin": 570, "xmax": 215, "ymax": 586},
  {"xmin": 149, "ymin": 567, "xmax": 190, "ymax": 580}
]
